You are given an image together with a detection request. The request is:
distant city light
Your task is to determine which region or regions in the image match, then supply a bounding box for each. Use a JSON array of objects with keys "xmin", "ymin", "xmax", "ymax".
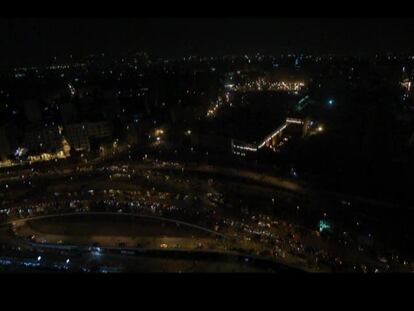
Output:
[{"xmin": 319, "ymin": 220, "xmax": 332, "ymax": 233}]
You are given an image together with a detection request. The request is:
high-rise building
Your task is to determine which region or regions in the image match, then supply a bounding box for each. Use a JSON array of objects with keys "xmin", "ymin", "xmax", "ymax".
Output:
[
  {"xmin": 23, "ymin": 126, "xmax": 62, "ymax": 153},
  {"xmin": 64, "ymin": 121, "xmax": 113, "ymax": 151},
  {"xmin": 0, "ymin": 126, "xmax": 11, "ymax": 160},
  {"xmin": 24, "ymin": 100, "xmax": 43, "ymax": 125},
  {"xmin": 60, "ymin": 101, "xmax": 78, "ymax": 124}
]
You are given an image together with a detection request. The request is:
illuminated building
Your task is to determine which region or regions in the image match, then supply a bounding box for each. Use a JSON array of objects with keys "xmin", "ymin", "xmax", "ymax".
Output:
[
  {"xmin": 24, "ymin": 100, "xmax": 43, "ymax": 125},
  {"xmin": 61, "ymin": 137, "xmax": 71, "ymax": 156},
  {"xmin": 0, "ymin": 126, "xmax": 11, "ymax": 161},
  {"xmin": 23, "ymin": 126, "xmax": 62, "ymax": 153},
  {"xmin": 233, "ymin": 117, "xmax": 305, "ymax": 155},
  {"xmin": 206, "ymin": 92, "xmax": 307, "ymax": 156},
  {"xmin": 27, "ymin": 150, "xmax": 67, "ymax": 163},
  {"xmin": 64, "ymin": 121, "xmax": 112, "ymax": 151},
  {"xmin": 401, "ymin": 79, "xmax": 412, "ymax": 98},
  {"xmin": 227, "ymin": 79, "xmax": 305, "ymax": 93},
  {"xmin": 60, "ymin": 101, "xmax": 78, "ymax": 124}
]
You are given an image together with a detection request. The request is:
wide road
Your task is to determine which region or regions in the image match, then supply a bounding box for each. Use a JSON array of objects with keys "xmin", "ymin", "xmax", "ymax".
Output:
[{"xmin": 2, "ymin": 157, "xmax": 410, "ymax": 216}]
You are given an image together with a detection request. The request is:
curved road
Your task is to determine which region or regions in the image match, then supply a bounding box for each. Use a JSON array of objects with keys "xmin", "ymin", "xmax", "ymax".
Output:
[{"xmin": 3, "ymin": 211, "xmax": 231, "ymax": 240}]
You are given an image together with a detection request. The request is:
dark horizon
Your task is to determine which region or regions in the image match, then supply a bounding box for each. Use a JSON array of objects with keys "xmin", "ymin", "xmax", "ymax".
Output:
[{"xmin": 2, "ymin": 18, "xmax": 414, "ymax": 68}]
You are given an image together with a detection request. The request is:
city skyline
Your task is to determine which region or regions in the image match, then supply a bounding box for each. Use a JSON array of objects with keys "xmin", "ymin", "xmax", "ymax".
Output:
[
  {"xmin": 0, "ymin": 18, "xmax": 413, "ymax": 274},
  {"xmin": 2, "ymin": 18, "xmax": 414, "ymax": 68}
]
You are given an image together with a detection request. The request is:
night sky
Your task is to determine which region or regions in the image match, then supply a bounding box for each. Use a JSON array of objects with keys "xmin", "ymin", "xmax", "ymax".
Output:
[{"xmin": 1, "ymin": 18, "xmax": 414, "ymax": 67}]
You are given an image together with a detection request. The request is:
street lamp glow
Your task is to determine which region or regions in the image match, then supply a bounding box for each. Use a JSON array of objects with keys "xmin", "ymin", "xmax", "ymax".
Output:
[
  {"xmin": 318, "ymin": 126, "xmax": 323, "ymax": 132},
  {"xmin": 155, "ymin": 128, "xmax": 164, "ymax": 136}
]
